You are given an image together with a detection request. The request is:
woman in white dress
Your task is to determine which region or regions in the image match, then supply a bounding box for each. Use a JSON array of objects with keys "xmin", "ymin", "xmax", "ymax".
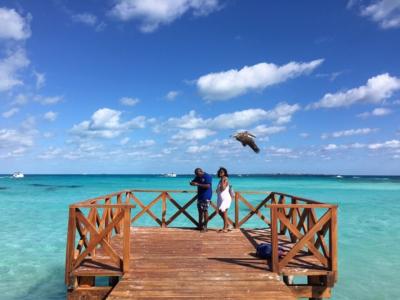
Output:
[{"xmin": 216, "ymin": 167, "xmax": 232, "ymax": 232}]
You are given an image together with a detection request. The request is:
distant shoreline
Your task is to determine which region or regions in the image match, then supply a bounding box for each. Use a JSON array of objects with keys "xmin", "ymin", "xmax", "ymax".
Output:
[{"xmin": 1, "ymin": 173, "xmax": 399, "ymax": 177}]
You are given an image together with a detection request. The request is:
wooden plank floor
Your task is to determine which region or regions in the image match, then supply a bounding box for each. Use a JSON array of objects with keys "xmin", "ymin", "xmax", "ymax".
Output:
[{"xmin": 106, "ymin": 227, "xmax": 296, "ymax": 300}]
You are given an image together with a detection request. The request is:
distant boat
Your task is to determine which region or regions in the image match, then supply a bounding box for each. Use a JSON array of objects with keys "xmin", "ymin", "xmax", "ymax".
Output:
[
  {"xmin": 164, "ymin": 172, "xmax": 177, "ymax": 178},
  {"xmin": 336, "ymin": 175, "xmax": 343, "ymax": 179},
  {"xmin": 12, "ymin": 172, "xmax": 24, "ymax": 178}
]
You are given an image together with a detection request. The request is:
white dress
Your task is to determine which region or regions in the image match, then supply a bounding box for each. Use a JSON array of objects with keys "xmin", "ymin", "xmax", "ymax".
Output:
[{"xmin": 217, "ymin": 179, "xmax": 232, "ymax": 212}]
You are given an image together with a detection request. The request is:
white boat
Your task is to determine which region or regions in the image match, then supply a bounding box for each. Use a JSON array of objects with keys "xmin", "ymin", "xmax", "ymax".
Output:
[
  {"xmin": 12, "ymin": 172, "xmax": 24, "ymax": 178},
  {"xmin": 336, "ymin": 175, "xmax": 343, "ymax": 178},
  {"xmin": 164, "ymin": 172, "xmax": 177, "ymax": 178}
]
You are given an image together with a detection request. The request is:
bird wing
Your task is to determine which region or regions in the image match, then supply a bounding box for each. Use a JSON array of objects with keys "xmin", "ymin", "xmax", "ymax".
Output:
[
  {"xmin": 248, "ymin": 139, "xmax": 260, "ymax": 153},
  {"xmin": 247, "ymin": 132, "xmax": 256, "ymax": 138},
  {"xmin": 242, "ymin": 136, "xmax": 260, "ymax": 153}
]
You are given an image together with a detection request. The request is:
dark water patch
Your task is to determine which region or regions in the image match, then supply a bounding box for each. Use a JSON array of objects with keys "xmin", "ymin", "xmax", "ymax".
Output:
[
  {"xmin": 0, "ymin": 186, "xmax": 8, "ymax": 190},
  {"xmin": 30, "ymin": 184, "xmax": 49, "ymax": 187},
  {"xmin": 17, "ymin": 265, "xmax": 65, "ymax": 300},
  {"xmin": 29, "ymin": 184, "xmax": 82, "ymax": 189},
  {"xmin": 46, "ymin": 187, "xmax": 59, "ymax": 192}
]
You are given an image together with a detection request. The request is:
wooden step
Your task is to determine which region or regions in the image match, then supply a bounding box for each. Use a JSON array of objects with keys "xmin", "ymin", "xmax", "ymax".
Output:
[{"xmin": 72, "ymin": 258, "xmax": 123, "ymax": 277}]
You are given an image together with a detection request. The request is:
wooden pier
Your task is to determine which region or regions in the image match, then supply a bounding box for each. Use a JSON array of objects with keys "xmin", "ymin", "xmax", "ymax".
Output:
[{"xmin": 65, "ymin": 190, "xmax": 338, "ymax": 299}]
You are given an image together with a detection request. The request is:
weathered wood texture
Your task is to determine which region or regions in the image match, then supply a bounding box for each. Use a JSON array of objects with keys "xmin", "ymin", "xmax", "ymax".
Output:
[{"xmin": 107, "ymin": 227, "xmax": 296, "ymax": 299}]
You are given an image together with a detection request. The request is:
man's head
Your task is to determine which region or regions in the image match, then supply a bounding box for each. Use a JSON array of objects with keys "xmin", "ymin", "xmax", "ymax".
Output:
[{"xmin": 194, "ymin": 168, "xmax": 204, "ymax": 177}]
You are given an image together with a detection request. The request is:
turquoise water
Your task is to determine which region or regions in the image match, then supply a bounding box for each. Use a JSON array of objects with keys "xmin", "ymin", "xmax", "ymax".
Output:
[{"xmin": 0, "ymin": 174, "xmax": 399, "ymax": 299}]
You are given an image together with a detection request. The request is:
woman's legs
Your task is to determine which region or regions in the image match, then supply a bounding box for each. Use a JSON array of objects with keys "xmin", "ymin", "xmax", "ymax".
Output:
[{"xmin": 223, "ymin": 210, "xmax": 229, "ymax": 230}]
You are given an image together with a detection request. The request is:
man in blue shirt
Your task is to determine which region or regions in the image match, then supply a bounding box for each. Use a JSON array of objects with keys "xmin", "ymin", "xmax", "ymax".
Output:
[{"xmin": 190, "ymin": 168, "xmax": 212, "ymax": 232}]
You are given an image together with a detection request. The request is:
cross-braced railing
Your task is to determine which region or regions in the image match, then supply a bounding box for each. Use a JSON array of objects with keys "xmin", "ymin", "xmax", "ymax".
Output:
[
  {"xmin": 65, "ymin": 189, "xmax": 337, "ymax": 285},
  {"xmin": 268, "ymin": 193, "xmax": 338, "ymax": 284},
  {"xmin": 65, "ymin": 191, "xmax": 135, "ymax": 287}
]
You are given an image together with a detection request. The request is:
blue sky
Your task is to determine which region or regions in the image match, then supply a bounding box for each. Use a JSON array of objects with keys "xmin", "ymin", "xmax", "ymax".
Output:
[{"xmin": 0, "ymin": 0, "xmax": 400, "ymax": 174}]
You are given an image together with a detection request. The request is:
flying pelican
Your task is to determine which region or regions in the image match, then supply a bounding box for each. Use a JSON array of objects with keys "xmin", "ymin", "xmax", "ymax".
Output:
[{"xmin": 232, "ymin": 131, "xmax": 260, "ymax": 153}]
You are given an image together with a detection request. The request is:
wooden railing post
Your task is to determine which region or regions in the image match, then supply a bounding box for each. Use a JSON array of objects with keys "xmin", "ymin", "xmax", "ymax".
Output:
[
  {"xmin": 123, "ymin": 206, "xmax": 131, "ymax": 272},
  {"xmin": 270, "ymin": 206, "xmax": 279, "ymax": 273},
  {"xmin": 279, "ymin": 195, "xmax": 286, "ymax": 234},
  {"xmin": 161, "ymin": 192, "xmax": 167, "ymax": 228},
  {"xmin": 65, "ymin": 207, "xmax": 76, "ymax": 286},
  {"xmin": 329, "ymin": 207, "xmax": 338, "ymax": 282},
  {"xmin": 290, "ymin": 197, "xmax": 297, "ymax": 242},
  {"xmin": 105, "ymin": 197, "xmax": 111, "ymax": 242},
  {"xmin": 90, "ymin": 208, "xmax": 97, "ymax": 257},
  {"xmin": 307, "ymin": 208, "xmax": 315, "ymax": 254},
  {"xmin": 235, "ymin": 192, "xmax": 239, "ymax": 229}
]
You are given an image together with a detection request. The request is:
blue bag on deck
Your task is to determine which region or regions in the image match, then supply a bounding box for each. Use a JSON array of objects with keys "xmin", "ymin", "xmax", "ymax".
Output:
[{"xmin": 256, "ymin": 243, "xmax": 273, "ymax": 259}]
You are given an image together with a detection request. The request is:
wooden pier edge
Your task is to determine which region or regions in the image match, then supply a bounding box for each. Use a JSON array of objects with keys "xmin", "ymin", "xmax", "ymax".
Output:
[{"xmin": 65, "ymin": 189, "xmax": 338, "ymax": 300}]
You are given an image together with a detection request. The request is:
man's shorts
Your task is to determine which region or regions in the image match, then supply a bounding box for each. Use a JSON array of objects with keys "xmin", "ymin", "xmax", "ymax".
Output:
[{"xmin": 197, "ymin": 200, "xmax": 210, "ymax": 212}]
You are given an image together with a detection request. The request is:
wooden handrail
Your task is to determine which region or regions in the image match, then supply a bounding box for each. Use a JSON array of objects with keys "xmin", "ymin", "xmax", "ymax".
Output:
[
  {"xmin": 269, "ymin": 204, "xmax": 338, "ymax": 283},
  {"xmin": 65, "ymin": 191, "xmax": 133, "ymax": 286},
  {"xmin": 266, "ymin": 204, "xmax": 337, "ymax": 208}
]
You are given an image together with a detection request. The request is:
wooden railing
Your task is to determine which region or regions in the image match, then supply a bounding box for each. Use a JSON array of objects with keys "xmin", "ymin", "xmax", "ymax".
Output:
[
  {"xmin": 65, "ymin": 191, "xmax": 135, "ymax": 287},
  {"xmin": 65, "ymin": 189, "xmax": 337, "ymax": 285},
  {"xmin": 268, "ymin": 193, "xmax": 338, "ymax": 283}
]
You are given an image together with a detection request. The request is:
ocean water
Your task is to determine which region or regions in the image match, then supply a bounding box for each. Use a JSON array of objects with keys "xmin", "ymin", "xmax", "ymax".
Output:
[{"xmin": 0, "ymin": 174, "xmax": 399, "ymax": 299}]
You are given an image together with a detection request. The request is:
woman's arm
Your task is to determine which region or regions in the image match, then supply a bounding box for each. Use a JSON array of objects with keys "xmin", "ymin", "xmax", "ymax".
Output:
[{"xmin": 220, "ymin": 176, "xmax": 228, "ymax": 190}]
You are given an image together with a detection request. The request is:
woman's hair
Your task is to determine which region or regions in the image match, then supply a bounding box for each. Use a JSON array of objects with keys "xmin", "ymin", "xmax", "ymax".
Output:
[{"xmin": 217, "ymin": 167, "xmax": 229, "ymax": 178}]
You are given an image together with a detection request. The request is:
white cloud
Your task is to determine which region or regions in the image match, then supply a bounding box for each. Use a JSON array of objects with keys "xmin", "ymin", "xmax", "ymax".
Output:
[
  {"xmin": 0, "ymin": 48, "xmax": 30, "ymax": 91},
  {"xmin": 43, "ymin": 132, "xmax": 54, "ymax": 138},
  {"xmin": 2, "ymin": 107, "xmax": 19, "ymax": 118},
  {"xmin": 0, "ymin": 128, "xmax": 34, "ymax": 148},
  {"xmin": 35, "ymin": 95, "xmax": 63, "ymax": 105},
  {"xmin": 251, "ymin": 125, "xmax": 286, "ymax": 137},
  {"xmin": 38, "ymin": 147, "xmax": 62, "ymax": 159},
  {"xmin": 186, "ymin": 145, "xmax": 211, "ymax": 153},
  {"xmin": 44, "ymin": 111, "xmax": 58, "ymax": 122},
  {"xmin": 263, "ymin": 102, "xmax": 301, "ymax": 124},
  {"xmin": 70, "ymin": 108, "xmax": 147, "ymax": 139},
  {"xmin": 368, "ymin": 139, "xmax": 400, "ymax": 149},
  {"xmin": 71, "ymin": 13, "xmax": 106, "ymax": 31},
  {"xmin": 109, "ymin": 0, "xmax": 220, "ymax": 32},
  {"xmin": 211, "ymin": 103, "xmax": 299, "ymax": 128},
  {"xmin": 167, "ymin": 110, "xmax": 206, "ymax": 129},
  {"xmin": 34, "ymin": 71, "xmax": 46, "ymax": 89},
  {"xmin": 324, "ymin": 144, "xmax": 338, "ymax": 150},
  {"xmin": 310, "ymin": 73, "xmax": 400, "ymax": 109},
  {"xmin": 12, "ymin": 93, "xmax": 29, "ymax": 106},
  {"xmin": 361, "ymin": 0, "xmax": 400, "ymax": 29},
  {"xmin": 0, "ymin": 147, "xmax": 27, "ymax": 159},
  {"xmin": 167, "ymin": 102, "xmax": 300, "ymax": 131},
  {"xmin": 0, "ymin": 8, "xmax": 31, "ymax": 40},
  {"xmin": 269, "ymin": 146, "xmax": 292, "ymax": 154},
  {"xmin": 120, "ymin": 137, "xmax": 130, "ymax": 145},
  {"xmin": 133, "ymin": 139, "xmax": 156, "ymax": 148},
  {"xmin": 267, "ymin": 146, "xmax": 299, "ymax": 158},
  {"xmin": 322, "ymin": 128, "xmax": 378, "ymax": 139},
  {"xmin": 358, "ymin": 107, "xmax": 392, "ymax": 118},
  {"xmin": 300, "ymin": 132, "xmax": 310, "ymax": 138},
  {"xmin": 72, "ymin": 13, "xmax": 97, "ymax": 26},
  {"xmin": 120, "ymin": 97, "xmax": 140, "ymax": 106},
  {"xmin": 166, "ymin": 90, "xmax": 180, "ymax": 100},
  {"xmin": 197, "ymin": 59, "xmax": 323, "ymax": 100},
  {"xmin": 172, "ymin": 128, "xmax": 216, "ymax": 141},
  {"xmin": 315, "ymin": 71, "xmax": 344, "ymax": 82},
  {"xmin": 210, "ymin": 109, "xmax": 270, "ymax": 129}
]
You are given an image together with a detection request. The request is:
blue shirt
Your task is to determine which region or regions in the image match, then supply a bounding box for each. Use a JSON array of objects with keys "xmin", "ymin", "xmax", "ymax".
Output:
[{"xmin": 193, "ymin": 173, "xmax": 212, "ymax": 202}]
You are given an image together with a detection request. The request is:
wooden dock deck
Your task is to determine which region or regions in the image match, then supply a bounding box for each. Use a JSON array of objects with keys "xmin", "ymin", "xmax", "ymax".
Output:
[
  {"xmin": 108, "ymin": 227, "xmax": 295, "ymax": 299},
  {"xmin": 65, "ymin": 190, "xmax": 337, "ymax": 300}
]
